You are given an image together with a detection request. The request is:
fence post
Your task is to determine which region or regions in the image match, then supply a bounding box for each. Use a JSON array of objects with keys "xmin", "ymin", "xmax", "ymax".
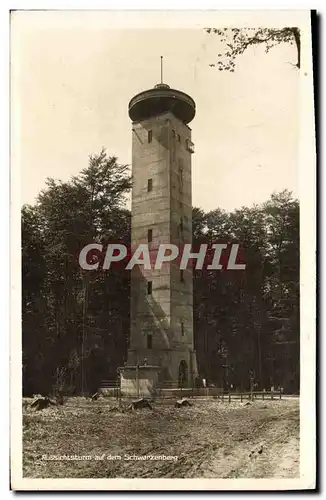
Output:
[
  {"xmin": 240, "ymin": 393, "xmax": 243, "ymax": 402},
  {"xmin": 136, "ymin": 363, "xmax": 139, "ymax": 399},
  {"xmin": 271, "ymin": 388, "xmax": 274, "ymax": 400},
  {"xmin": 250, "ymin": 376, "xmax": 254, "ymax": 401},
  {"xmin": 279, "ymin": 387, "xmax": 282, "ymax": 400},
  {"xmin": 228, "ymin": 393, "xmax": 231, "ymax": 403}
]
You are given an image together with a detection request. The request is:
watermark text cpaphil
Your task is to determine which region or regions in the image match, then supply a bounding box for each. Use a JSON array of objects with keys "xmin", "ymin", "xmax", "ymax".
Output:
[{"xmin": 78, "ymin": 243, "xmax": 246, "ymax": 271}]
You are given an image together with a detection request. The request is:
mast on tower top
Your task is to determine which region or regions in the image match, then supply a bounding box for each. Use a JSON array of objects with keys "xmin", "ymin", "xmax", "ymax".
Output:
[{"xmin": 160, "ymin": 56, "xmax": 163, "ymax": 84}]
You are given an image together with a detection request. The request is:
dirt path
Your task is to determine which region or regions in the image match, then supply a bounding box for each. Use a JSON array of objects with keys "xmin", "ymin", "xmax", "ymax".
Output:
[{"xmin": 200, "ymin": 406, "xmax": 300, "ymax": 478}]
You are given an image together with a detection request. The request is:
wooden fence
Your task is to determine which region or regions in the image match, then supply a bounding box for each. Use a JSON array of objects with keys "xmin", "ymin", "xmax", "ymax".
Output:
[{"xmin": 99, "ymin": 379, "xmax": 283, "ymax": 401}]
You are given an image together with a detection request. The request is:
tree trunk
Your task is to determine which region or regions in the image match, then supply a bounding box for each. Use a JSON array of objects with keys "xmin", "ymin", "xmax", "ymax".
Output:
[{"xmin": 292, "ymin": 28, "xmax": 301, "ymax": 69}]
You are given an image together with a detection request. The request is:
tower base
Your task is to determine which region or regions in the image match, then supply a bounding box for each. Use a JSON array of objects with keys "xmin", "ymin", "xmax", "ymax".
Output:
[
  {"xmin": 121, "ymin": 348, "xmax": 198, "ymax": 394},
  {"xmin": 118, "ymin": 365, "xmax": 161, "ymax": 397}
]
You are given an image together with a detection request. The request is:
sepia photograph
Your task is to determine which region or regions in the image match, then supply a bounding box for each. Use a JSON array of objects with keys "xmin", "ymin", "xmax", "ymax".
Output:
[{"xmin": 10, "ymin": 9, "xmax": 316, "ymax": 490}]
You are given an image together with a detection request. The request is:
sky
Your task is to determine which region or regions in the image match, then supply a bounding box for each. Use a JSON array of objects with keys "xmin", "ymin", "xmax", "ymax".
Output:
[{"xmin": 12, "ymin": 11, "xmax": 299, "ymax": 212}]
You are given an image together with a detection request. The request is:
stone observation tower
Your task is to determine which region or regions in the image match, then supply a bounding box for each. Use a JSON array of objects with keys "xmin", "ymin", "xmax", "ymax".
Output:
[{"xmin": 120, "ymin": 60, "xmax": 198, "ymax": 395}]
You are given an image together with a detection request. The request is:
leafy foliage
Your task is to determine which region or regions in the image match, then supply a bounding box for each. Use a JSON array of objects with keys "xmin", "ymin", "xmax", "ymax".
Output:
[
  {"xmin": 205, "ymin": 27, "xmax": 301, "ymax": 70},
  {"xmin": 22, "ymin": 150, "xmax": 131, "ymax": 395},
  {"xmin": 22, "ymin": 149, "xmax": 299, "ymax": 395},
  {"xmin": 193, "ymin": 190, "xmax": 299, "ymax": 392}
]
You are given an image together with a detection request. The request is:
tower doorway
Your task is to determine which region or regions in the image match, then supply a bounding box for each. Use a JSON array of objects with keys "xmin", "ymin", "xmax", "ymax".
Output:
[{"xmin": 178, "ymin": 360, "xmax": 188, "ymax": 388}]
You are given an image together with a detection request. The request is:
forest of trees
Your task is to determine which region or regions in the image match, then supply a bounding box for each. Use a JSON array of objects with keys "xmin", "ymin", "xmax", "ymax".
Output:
[{"xmin": 22, "ymin": 150, "xmax": 300, "ymax": 396}]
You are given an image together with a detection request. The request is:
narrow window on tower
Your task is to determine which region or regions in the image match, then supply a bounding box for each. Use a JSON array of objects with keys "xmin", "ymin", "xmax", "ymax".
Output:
[
  {"xmin": 178, "ymin": 133, "xmax": 181, "ymax": 142},
  {"xmin": 179, "ymin": 217, "xmax": 184, "ymax": 240},
  {"xmin": 148, "ymin": 130, "xmax": 153, "ymax": 143},
  {"xmin": 179, "ymin": 166, "xmax": 183, "ymax": 184},
  {"xmin": 148, "ymin": 228, "xmax": 153, "ymax": 243},
  {"xmin": 181, "ymin": 321, "xmax": 184, "ymax": 336},
  {"xmin": 147, "ymin": 281, "xmax": 152, "ymax": 295},
  {"xmin": 172, "ymin": 130, "xmax": 176, "ymax": 161},
  {"xmin": 147, "ymin": 334, "xmax": 153, "ymax": 349},
  {"xmin": 147, "ymin": 178, "xmax": 153, "ymax": 192},
  {"xmin": 180, "ymin": 270, "xmax": 184, "ymax": 283}
]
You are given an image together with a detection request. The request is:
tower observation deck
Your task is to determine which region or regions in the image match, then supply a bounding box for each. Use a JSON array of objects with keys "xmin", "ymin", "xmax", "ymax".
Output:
[{"xmin": 128, "ymin": 83, "xmax": 196, "ymax": 124}]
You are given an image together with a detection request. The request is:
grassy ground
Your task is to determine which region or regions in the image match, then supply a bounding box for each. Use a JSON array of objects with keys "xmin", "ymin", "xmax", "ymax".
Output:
[{"xmin": 23, "ymin": 397, "xmax": 299, "ymax": 478}]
